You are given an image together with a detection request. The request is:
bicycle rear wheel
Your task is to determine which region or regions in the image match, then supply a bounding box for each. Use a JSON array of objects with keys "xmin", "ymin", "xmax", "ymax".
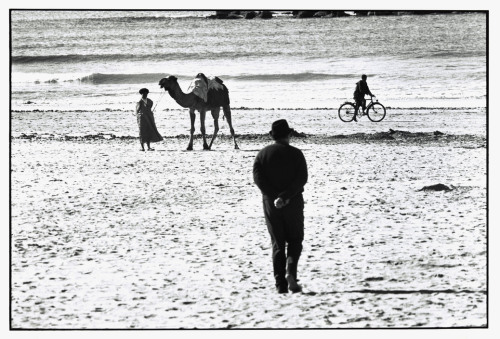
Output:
[
  {"xmin": 338, "ymin": 102, "xmax": 357, "ymax": 122},
  {"xmin": 367, "ymin": 102, "xmax": 386, "ymax": 122}
]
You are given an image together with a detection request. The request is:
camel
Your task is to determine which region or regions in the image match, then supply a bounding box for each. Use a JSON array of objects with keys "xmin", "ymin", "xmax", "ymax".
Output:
[{"xmin": 158, "ymin": 73, "xmax": 239, "ymax": 150}]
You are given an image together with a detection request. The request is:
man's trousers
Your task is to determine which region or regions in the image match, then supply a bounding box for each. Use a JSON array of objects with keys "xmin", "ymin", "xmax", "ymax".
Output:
[{"xmin": 263, "ymin": 194, "xmax": 304, "ymax": 287}]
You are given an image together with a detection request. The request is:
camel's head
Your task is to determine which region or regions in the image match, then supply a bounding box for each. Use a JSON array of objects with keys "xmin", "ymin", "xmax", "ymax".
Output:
[{"xmin": 158, "ymin": 76, "xmax": 178, "ymax": 91}]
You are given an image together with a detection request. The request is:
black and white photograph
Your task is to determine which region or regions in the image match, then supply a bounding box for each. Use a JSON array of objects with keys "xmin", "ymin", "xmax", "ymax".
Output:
[{"xmin": 7, "ymin": 0, "xmax": 495, "ymax": 333}]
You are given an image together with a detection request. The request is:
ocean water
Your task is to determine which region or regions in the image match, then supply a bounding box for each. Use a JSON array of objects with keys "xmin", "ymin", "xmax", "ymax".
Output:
[{"xmin": 10, "ymin": 10, "xmax": 487, "ymax": 130}]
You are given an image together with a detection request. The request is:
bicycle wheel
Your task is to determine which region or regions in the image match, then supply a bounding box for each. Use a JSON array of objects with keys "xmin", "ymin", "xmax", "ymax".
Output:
[
  {"xmin": 338, "ymin": 102, "xmax": 357, "ymax": 122},
  {"xmin": 367, "ymin": 102, "xmax": 386, "ymax": 122}
]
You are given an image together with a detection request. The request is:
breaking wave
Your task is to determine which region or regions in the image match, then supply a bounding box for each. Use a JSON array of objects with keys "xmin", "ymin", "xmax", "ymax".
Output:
[
  {"xmin": 78, "ymin": 73, "xmax": 167, "ymax": 84},
  {"xmin": 14, "ymin": 71, "xmax": 359, "ymax": 85},
  {"xmin": 419, "ymin": 51, "xmax": 486, "ymax": 59},
  {"xmin": 79, "ymin": 72, "xmax": 353, "ymax": 84}
]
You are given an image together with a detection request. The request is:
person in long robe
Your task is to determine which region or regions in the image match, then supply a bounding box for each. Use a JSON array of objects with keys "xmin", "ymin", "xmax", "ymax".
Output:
[{"xmin": 136, "ymin": 88, "xmax": 163, "ymax": 151}]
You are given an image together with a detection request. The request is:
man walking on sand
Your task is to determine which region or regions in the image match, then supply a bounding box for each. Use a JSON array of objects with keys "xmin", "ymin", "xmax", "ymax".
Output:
[{"xmin": 253, "ymin": 119, "xmax": 308, "ymax": 294}]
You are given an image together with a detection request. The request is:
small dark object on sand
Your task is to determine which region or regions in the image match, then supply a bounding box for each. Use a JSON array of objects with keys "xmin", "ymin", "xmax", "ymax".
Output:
[
  {"xmin": 434, "ymin": 131, "xmax": 445, "ymax": 136},
  {"xmin": 418, "ymin": 184, "xmax": 452, "ymax": 192}
]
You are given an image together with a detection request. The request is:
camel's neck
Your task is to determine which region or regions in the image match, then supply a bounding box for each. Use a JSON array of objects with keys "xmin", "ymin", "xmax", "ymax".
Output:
[{"xmin": 167, "ymin": 83, "xmax": 196, "ymax": 108}]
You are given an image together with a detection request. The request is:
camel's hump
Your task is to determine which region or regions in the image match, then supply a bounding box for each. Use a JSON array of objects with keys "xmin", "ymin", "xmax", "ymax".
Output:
[
  {"xmin": 187, "ymin": 76, "xmax": 225, "ymax": 102},
  {"xmin": 207, "ymin": 76, "xmax": 224, "ymax": 91},
  {"xmin": 187, "ymin": 77, "xmax": 208, "ymax": 102}
]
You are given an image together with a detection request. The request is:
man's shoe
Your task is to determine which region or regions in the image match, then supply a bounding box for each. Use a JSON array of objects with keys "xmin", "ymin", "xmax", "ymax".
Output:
[
  {"xmin": 286, "ymin": 274, "xmax": 302, "ymax": 293},
  {"xmin": 276, "ymin": 285, "xmax": 289, "ymax": 294}
]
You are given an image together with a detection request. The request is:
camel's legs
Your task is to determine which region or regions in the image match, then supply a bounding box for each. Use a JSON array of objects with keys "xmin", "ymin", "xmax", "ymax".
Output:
[
  {"xmin": 199, "ymin": 109, "xmax": 209, "ymax": 150},
  {"xmin": 208, "ymin": 108, "xmax": 220, "ymax": 150},
  {"xmin": 223, "ymin": 105, "xmax": 239, "ymax": 149},
  {"xmin": 187, "ymin": 109, "xmax": 196, "ymax": 151}
]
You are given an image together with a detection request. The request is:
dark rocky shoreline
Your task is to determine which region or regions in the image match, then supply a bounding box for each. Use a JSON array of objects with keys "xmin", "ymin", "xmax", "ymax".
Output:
[
  {"xmin": 207, "ymin": 10, "xmax": 482, "ymax": 20},
  {"xmin": 12, "ymin": 130, "xmax": 486, "ymax": 151}
]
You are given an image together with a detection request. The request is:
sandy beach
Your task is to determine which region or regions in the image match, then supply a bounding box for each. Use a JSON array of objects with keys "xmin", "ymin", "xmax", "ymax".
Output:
[
  {"xmin": 10, "ymin": 108, "xmax": 486, "ymax": 328},
  {"xmin": 8, "ymin": 9, "xmax": 490, "ymax": 331}
]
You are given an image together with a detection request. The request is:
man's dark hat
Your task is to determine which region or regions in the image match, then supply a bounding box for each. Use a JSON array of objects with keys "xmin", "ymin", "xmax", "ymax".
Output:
[
  {"xmin": 139, "ymin": 88, "xmax": 149, "ymax": 95},
  {"xmin": 269, "ymin": 119, "xmax": 294, "ymax": 139}
]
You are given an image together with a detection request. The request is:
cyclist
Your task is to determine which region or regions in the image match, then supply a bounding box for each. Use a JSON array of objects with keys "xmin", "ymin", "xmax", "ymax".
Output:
[{"xmin": 353, "ymin": 74, "xmax": 374, "ymax": 122}]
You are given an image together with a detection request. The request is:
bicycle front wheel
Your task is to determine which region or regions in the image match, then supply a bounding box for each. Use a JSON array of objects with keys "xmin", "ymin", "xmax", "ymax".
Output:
[
  {"xmin": 338, "ymin": 102, "xmax": 357, "ymax": 122},
  {"xmin": 367, "ymin": 102, "xmax": 386, "ymax": 122}
]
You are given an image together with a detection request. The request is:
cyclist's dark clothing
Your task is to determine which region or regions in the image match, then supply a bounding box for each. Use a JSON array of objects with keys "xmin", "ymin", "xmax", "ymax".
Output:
[
  {"xmin": 353, "ymin": 80, "xmax": 373, "ymax": 113},
  {"xmin": 353, "ymin": 80, "xmax": 373, "ymax": 102}
]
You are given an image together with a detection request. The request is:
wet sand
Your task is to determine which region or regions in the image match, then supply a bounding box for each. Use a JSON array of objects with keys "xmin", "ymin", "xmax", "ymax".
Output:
[{"xmin": 10, "ymin": 127, "xmax": 486, "ymax": 328}]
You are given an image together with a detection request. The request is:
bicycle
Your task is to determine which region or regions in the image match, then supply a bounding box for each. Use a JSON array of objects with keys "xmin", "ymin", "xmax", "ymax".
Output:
[{"xmin": 338, "ymin": 96, "xmax": 386, "ymax": 122}]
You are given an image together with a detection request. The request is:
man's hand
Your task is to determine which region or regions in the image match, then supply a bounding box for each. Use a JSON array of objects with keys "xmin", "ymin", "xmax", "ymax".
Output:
[
  {"xmin": 274, "ymin": 198, "xmax": 285, "ymax": 209},
  {"xmin": 274, "ymin": 197, "xmax": 290, "ymax": 209}
]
